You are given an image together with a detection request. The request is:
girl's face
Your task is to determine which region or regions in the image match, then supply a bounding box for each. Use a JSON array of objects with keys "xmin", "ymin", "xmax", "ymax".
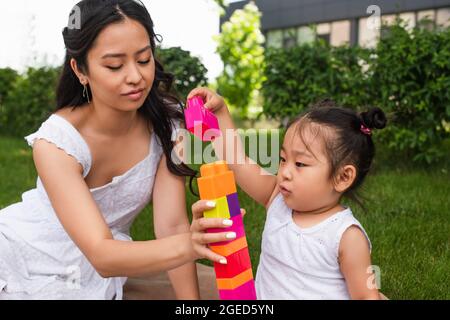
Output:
[
  {"xmin": 277, "ymin": 123, "xmax": 340, "ymax": 213},
  {"xmin": 83, "ymin": 18, "xmax": 155, "ymax": 112}
]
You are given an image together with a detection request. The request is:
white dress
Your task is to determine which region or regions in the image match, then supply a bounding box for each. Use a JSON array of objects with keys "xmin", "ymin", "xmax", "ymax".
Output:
[
  {"xmin": 0, "ymin": 114, "xmax": 164, "ymax": 300},
  {"xmin": 255, "ymin": 193, "xmax": 372, "ymax": 300}
]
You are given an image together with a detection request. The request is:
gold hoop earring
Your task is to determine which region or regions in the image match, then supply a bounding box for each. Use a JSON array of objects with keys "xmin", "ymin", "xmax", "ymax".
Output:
[{"xmin": 82, "ymin": 83, "xmax": 90, "ymax": 104}]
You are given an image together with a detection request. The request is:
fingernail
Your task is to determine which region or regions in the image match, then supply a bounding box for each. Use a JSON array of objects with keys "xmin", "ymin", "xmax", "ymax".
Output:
[
  {"xmin": 226, "ymin": 232, "xmax": 236, "ymax": 239},
  {"xmin": 206, "ymin": 201, "xmax": 216, "ymax": 208},
  {"xmin": 223, "ymin": 219, "xmax": 233, "ymax": 226},
  {"xmin": 219, "ymin": 258, "xmax": 227, "ymax": 264}
]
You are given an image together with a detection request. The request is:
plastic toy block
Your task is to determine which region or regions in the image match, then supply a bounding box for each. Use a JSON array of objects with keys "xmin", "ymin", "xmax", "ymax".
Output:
[
  {"xmin": 197, "ymin": 162, "xmax": 237, "ymax": 200},
  {"xmin": 214, "ymin": 247, "xmax": 252, "ymax": 279},
  {"xmin": 226, "ymin": 193, "xmax": 241, "ymax": 218},
  {"xmin": 207, "ymin": 214, "xmax": 245, "ymax": 246},
  {"xmin": 210, "ymin": 236, "xmax": 248, "ymax": 256},
  {"xmin": 216, "ymin": 268, "xmax": 254, "ymax": 290},
  {"xmin": 203, "ymin": 196, "xmax": 230, "ymax": 219},
  {"xmin": 184, "ymin": 96, "xmax": 220, "ymax": 141},
  {"xmin": 198, "ymin": 161, "xmax": 256, "ymax": 300},
  {"xmin": 218, "ymin": 280, "xmax": 257, "ymax": 300}
]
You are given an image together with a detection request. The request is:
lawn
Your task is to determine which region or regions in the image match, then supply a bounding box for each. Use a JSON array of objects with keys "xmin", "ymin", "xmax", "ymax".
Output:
[{"xmin": 0, "ymin": 135, "xmax": 449, "ymax": 299}]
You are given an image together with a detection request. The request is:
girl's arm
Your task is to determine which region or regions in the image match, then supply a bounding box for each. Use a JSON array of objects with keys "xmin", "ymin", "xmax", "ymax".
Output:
[
  {"xmin": 32, "ymin": 139, "xmax": 230, "ymax": 279},
  {"xmin": 188, "ymin": 88, "xmax": 277, "ymax": 208},
  {"xmin": 339, "ymin": 226, "xmax": 380, "ymax": 300},
  {"xmin": 152, "ymin": 153, "xmax": 199, "ymax": 299}
]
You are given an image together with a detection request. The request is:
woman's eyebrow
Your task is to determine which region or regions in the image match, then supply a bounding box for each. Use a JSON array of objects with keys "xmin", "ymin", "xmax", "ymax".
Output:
[{"xmin": 101, "ymin": 45, "xmax": 152, "ymax": 59}]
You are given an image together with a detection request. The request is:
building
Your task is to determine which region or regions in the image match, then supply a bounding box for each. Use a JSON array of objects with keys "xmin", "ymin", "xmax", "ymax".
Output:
[{"xmin": 222, "ymin": 0, "xmax": 450, "ymax": 48}]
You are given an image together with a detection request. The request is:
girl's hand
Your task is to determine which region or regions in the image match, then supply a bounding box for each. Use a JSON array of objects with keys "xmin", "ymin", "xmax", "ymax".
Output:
[
  {"xmin": 187, "ymin": 87, "xmax": 228, "ymax": 115},
  {"xmin": 190, "ymin": 200, "xmax": 245, "ymax": 264}
]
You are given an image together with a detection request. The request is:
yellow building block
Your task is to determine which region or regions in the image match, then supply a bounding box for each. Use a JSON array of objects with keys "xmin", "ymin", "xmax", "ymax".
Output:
[
  {"xmin": 197, "ymin": 161, "xmax": 237, "ymax": 200},
  {"xmin": 204, "ymin": 196, "xmax": 230, "ymax": 219}
]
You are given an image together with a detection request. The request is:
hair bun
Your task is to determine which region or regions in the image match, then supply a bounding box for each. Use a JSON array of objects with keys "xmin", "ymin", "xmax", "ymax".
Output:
[{"xmin": 360, "ymin": 107, "xmax": 387, "ymax": 130}]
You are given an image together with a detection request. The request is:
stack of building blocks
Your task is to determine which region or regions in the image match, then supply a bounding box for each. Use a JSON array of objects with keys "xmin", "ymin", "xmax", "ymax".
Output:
[
  {"xmin": 197, "ymin": 161, "xmax": 257, "ymax": 300},
  {"xmin": 184, "ymin": 96, "xmax": 220, "ymax": 141}
]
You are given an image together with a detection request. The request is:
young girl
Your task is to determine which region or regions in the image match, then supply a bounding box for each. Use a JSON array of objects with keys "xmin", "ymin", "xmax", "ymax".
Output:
[
  {"xmin": 0, "ymin": 0, "xmax": 233, "ymax": 300},
  {"xmin": 188, "ymin": 88, "xmax": 386, "ymax": 300}
]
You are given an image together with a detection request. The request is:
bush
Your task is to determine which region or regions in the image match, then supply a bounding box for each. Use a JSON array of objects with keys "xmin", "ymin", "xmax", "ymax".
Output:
[
  {"xmin": 0, "ymin": 68, "xmax": 19, "ymax": 105},
  {"xmin": 370, "ymin": 22, "xmax": 450, "ymax": 163},
  {"xmin": 156, "ymin": 46, "xmax": 208, "ymax": 99},
  {"xmin": 262, "ymin": 22, "xmax": 450, "ymax": 163},
  {"xmin": 263, "ymin": 40, "xmax": 371, "ymax": 121},
  {"xmin": 0, "ymin": 66, "xmax": 60, "ymax": 138}
]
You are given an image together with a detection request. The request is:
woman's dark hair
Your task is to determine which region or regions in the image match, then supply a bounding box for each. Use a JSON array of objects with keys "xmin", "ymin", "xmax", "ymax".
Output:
[
  {"xmin": 287, "ymin": 99, "xmax": 387, "ymax": 208},
  {"xmin": 56, "ymin": 0, "xmax": 197, "ymax": 191}
]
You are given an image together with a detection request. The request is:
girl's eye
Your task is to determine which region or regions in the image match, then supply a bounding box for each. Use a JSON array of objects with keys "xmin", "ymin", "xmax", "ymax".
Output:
[
  {"xmin": 296, "ymin": 162, "xmax": 306, "ymax": 168},
  {"xmin": 280, "ymin": 156, "xmax": 286, "ymax": 162},
  {"xmin": 107, "ymin": 65, "xmax": 122, "ymax": 71}
]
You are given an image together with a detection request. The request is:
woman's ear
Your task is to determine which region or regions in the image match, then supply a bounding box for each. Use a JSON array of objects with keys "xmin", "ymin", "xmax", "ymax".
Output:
[
  {"xmin": 70, "ymin": 58, "xmax": 87, "ymax": 84},
  {"xmin": 334, "ymin": 165, "xmax": 357, "ymax": 193}
]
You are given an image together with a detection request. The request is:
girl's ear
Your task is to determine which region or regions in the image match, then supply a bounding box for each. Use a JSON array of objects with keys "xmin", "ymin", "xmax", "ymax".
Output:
[{"xmin": 334, "ymin": 165, "xmax": 357, "ymax": 193}]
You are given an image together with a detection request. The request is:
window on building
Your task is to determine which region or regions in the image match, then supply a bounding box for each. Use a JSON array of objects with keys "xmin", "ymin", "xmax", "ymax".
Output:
[
  {"xmin": 283, "ymin": 28, "xmax": 297, "ymax": 48},
  {"xmin": 297, "ymin": 26, "xmax": 315, "ymax": 45},
  {"xmin": 316, "ymin": 23, "xmax": 331, "ymax": 44},
  {"xmin": 266, "ymin": 30, "xmax": 283, "ymax": 48},
  {"xmin": 330, "ymin": 20, "xmax": 350, "ymax": 46},
  {"xmin": 417, "ymin": 9, "xmax": 436, "ymax": 30},
  {"xmin": 380, "ymin": 14, "xmax": 396, "ymax": 39},
  {"xmin": 436, "ymin": 7, "xmax": 450, "ymax": 28},
  {"xmin": 399, "ymin": 12, "xmax": 416, "ymax": 31},
  {"xmin": 358, "ymin": 17, "xmax": 380, "ymax": 48}
]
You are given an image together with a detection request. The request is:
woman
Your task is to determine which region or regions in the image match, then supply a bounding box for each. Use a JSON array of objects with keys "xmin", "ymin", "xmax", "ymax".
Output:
[{"xmin": 0, "ymin": 0, "xmax": 230, "ymax": 300}]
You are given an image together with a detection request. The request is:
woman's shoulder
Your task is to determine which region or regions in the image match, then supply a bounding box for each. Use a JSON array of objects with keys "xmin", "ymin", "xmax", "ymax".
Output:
[{"xmin": 25, "ymin": 106, "xmax": 92, "ymax": 177}]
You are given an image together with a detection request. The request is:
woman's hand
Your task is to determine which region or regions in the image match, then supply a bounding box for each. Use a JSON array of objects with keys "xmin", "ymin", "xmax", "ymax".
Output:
[
  {"xmin": 190, "ymin": 200, "xmax": 245, "ymax": 265},
  {"xmin": 187, "ymin": 87, "xmax": 228, "ymax": 115}
]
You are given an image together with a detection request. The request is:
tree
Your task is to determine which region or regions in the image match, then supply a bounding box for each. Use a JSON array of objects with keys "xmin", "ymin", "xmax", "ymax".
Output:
[
  {"xmin": 1, "ymin": 66, "xmax": 60, "ymax": 137},
  {"xmin": 215, "ymin": 1, "xmax": 265, "ymax": 118},
  {"xmin": 0, "ymin": 68, "xmax": 19, "ymax": 105},
  {"xmin": 156, "ymin": 47, "xmax": 208, "ymax": 99}
]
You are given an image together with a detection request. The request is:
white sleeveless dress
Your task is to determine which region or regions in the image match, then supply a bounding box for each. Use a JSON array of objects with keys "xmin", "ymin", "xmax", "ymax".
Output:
[
  {"xmin": 0, "ymin": 114, "xmax": 164, "ymax": 299},
  {"xmin": 255, "ymin": 193, "xmax": 372, "ymax": 300}
]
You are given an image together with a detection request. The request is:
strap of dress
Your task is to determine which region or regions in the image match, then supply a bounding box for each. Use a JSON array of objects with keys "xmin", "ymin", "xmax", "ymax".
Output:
[{"xmin": 24, "ymin": 114, "xmax": 92, "ymax": 177}]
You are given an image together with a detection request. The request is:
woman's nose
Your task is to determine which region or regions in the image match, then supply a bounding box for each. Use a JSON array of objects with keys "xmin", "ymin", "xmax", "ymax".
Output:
[{"xmin": 125, "ymin": 63, "xmax": 143, "ymax": 85}]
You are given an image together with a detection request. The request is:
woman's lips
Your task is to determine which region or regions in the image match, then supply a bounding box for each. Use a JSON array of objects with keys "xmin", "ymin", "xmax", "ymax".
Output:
[{"xmin": 122, "ymin": 89, "xmax": 144, "ymax": 101}]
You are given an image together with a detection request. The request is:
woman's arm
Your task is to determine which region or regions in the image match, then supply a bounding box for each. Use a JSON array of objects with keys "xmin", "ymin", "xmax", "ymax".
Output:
[
  {"xmin": 32, "ymin": 139, "xmax": 229, "ymax": 278},
  {"xmin": 339, "ymin": 226, "xmax": 380, "ymax": 300},
  {"xmin": 188, "ymin": 88, "xmax": 277, "ymax": 207},
  {"xmin": 152, "ymin": 154, "xmax": 199, "ymax": 299}
]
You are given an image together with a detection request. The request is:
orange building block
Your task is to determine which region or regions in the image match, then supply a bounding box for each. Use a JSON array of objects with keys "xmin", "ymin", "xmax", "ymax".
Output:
[
  {"xmin": 216, "ymin": 268, "xmax": 254, "ymax": 290},
  {"xmin": 197, "ymin": 161, "xmax": 237, "ymax": 200},
  {"xmin": 210, "ymin": 236, "xmax": 248, "ymax": 257}
]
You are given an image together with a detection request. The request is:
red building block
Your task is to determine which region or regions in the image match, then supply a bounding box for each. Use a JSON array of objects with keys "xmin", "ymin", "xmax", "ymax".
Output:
[{"xmin": 214, "ymin": 247, "xmax": 252, "ymax": 279}]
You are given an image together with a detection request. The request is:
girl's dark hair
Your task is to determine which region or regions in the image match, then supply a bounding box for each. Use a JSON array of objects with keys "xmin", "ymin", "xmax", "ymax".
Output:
[
  {"xmin": 56, "ymin": 0, "xmax": 196, "ymax": 191},
  {"xmin": 287, "ymin": 99, "xmax": 387, "ymax": 208}
]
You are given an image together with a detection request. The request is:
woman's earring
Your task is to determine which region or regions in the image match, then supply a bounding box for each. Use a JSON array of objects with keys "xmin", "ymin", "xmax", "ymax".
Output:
[{"xmin": 82, "ymin": 83, "xmax": 90, "ymax": 104}]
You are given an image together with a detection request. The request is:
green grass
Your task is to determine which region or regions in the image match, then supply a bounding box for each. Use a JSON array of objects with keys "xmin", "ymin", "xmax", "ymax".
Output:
[{"xmin": 1, "ymin": 135, "xmax": 449, "ymax": 299}]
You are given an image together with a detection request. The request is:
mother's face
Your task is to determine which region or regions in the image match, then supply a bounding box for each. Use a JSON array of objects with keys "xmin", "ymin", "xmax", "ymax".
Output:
[{"xmin": 73, "ymin": 18, "xmax": 155, "ymax": 112}]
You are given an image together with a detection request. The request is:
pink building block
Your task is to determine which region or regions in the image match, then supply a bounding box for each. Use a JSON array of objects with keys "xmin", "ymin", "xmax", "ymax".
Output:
[
  {"xmin": 218, "ymin": 280, "xmax": 257, "ymax": 300},
  {"xmin": 184, "ymin": 96, "xmax": 220, "ymax": 141},
  {"xmin": 207, "ymin": 214, "xmax": 245, "ymax": 246}
]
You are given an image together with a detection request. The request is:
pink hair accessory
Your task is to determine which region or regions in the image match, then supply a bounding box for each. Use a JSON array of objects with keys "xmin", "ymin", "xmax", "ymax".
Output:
[{"xmin": 360, "ymin": 124, "xmax": 372, "ymax": 136}]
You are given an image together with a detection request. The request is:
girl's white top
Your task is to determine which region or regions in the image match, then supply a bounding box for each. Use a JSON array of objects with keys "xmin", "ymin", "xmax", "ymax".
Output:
[
  {"xmin": 0, "ymin": 114, "xmax": 165, "ymax": 300},
  {"xmin": 255, "ymin": 193, "xmax": 371, "ymax": 300}
]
